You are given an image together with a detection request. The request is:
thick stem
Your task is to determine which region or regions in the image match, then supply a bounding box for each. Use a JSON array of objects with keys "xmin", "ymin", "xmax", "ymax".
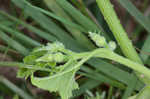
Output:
[
  {"xmin": 95, "ymin": 0, "xmax": 150, "ymax": 85},
  {"xmin": 96, "ymin": 0, "xmax": 142, "ymax": 63},
  {"xmin": 74, "ymin": 49, "xmax": 150, "ymax": 79},
  {"xmin": 96, "ymin": 0, "xmax": 150, "ymax": 98}
]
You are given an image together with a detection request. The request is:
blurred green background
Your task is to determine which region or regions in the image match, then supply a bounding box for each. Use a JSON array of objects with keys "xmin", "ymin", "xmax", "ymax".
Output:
[{"xmin": 0, "ymin": 0, "xmax": 150, "ymax": 99}]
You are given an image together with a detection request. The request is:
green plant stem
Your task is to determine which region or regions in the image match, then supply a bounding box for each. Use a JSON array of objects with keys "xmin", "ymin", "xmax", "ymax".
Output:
[
  {"xmin": 96, "ymin": 0, "xmax": 142, "ymax": 63},
  {"xmin": 3, "ymin": 49, "xmax": 150, "ymax": 85},
  {"xmin": 73, "ymin": 49, "xmax": 150, "ymax": 79},
  {"xmin": 49, "ymin": 48, "xmax": 150, "ymax": 81},
  {"xmin": 0, "ymin": 62, "xmax": 51, "ymax": 72},
  {"xmin": 95, "ymin": 0, "xmax": 150, "ymax": 86},
  {"xmin": 95, "ymin": 0, "xmax": 150, "ymax": 98}
]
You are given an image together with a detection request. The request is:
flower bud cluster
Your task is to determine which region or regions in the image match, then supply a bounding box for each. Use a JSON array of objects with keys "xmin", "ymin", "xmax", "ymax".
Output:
[
  {"xmin": 34, "ymin": 42, "xmax": 68, "ymax": 63},
  {"xmin": 36, "ymin": 52, "xmax": 66, "ymax": 63},
  {"xmin": 89, "ymin": 31, "xmax": 116, "ymax": 51},
  {"xmin": 33, "ymin": 41, "xmax": 65, "ymax": 53}
]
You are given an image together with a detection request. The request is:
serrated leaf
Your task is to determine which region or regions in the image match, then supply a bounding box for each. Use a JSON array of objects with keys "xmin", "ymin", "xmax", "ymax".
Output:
[
  {"xmin": 135, "ymin": 86, "xmax": 150, "ymax": 99},
  {"xmin": 17, "ymin": 68, "xmax": 33, "ymax": 79},
  {"xmin": 23, "ymin": 55, "xmax": 38, "ymax": 64},
  {"xmin": 31, "ymin": 62, "xmax": 79, "ymax": 99}
]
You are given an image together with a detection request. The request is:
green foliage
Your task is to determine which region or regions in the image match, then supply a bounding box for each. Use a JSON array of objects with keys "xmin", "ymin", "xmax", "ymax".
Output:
[
  {"xmin": 135, "ymin": 86, "xmax": 150, "ymax": 99},
  {"xmin": 18, "ymin": 42, "xmax": 80, "ymax": 99},
  {"xmin": 85, "ymin": 91, "xmax": 103, "ymax": 99},
  {"xmin": 31, "ymin": 61, "xmax": 79, "ymax": 99},
  {"xmin": 0, "ymin": 0, "xmax": 150, "ymax": 98},
  {"xmin": 89, "ymin": 32, "xmax": 116, "ymax": 51},
  {"xmin": 18, "ymin": 35, "xmax": 150, "ymax": 99}
]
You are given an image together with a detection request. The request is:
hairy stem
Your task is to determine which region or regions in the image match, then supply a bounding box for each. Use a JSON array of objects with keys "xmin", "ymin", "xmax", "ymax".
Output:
[
  {"xmin": 95, "ymin": 0, "xmax": 150, "ymax": 85},
  {"xmin": 73, "ymin": 49, "xmax": 150, "ymax": 80},
  {"xmin": 96, "ymin": 0, "xmax": 141, "ymax": 63}
]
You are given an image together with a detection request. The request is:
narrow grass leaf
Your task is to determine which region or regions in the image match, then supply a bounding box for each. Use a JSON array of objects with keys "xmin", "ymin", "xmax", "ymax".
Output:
[
  {"xmin": 12, "ymin": 0, "xmax": 86, "ymax": 51},
  {"xmin": 140, "ymin": 35, "xmax": 150, "ymax": 63},
  {"xmin": 0, "ymin": 11, "xmax": 57, "ymax": 42},
  {"xmin": 122, "ymin": 74, "xmax": 138, "ymax": 99},
  {"xmin": 0, "ymin": 24, "xmax": 41, "ymax": 47},
  {"xmin": 0, "ymin": 30, "xmax": 29, "ymax": 55},
  {"xmin": 12, "ymin": 0, "xmax": 73, "ymax": 40},
  {"xmin": 56, "ymin": 0, "xmax": 99, "ymax": 31},
  {"xmin": 0, "ymin": 76, "xmax": 33, "ymax": 99},
  {"xmin": 73, "ymin": 79, "xmax": 101, "ymax": 97},
  {"xmin": 43, "ymin": 0, "xmax": 95, "ymax": 49},
  {"xmin": 118, "ymin": 0, "xmax": 150, "ymax": 33},
  {"xmin": 80, "ymin": 66, "xmax": 125, "ymax": 89},
  {"xmin": 87, "ymin": 58, "xmax": 143, "ymax": 90},
  {"xmin": 118, "ymin": 0, "xmax": 150, "ymax": 62}
]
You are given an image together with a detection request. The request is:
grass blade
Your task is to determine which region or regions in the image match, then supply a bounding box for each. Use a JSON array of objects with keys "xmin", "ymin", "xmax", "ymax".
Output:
[
  {"xmin": 0, "ymin": 11, "xmax": 57, "ymax": 42},
  {"xmin": 118, "ymin": 0, "xmax": 150, "ymax": 33},
  {"xmin": 0, "ymin": 24, "xmax": 41, "ymax": 47},
  {"xmin": 140, "ymin": 35, "xmax": 150, "ymax": 62},
  {"xmin": 0, "ymin": 30, "xmax": 29, "ymax": 55},
  {"xmin": 43, "ymin": 0, "xmax": 95, "ymax": 49},
  {"xmin": 56, "ymin": 0, "xmax": 99, "ymax": 31},
  {"xmin": 118, "ymin": 0, "xmax": 150, "ymax": 63},
  {"xmin": 73, "ymin": 79, "xmax": 101, "ymax": 97},
  {"xmin": 0, "ymin": 76, "xmax": 33, "ymax": 99}
]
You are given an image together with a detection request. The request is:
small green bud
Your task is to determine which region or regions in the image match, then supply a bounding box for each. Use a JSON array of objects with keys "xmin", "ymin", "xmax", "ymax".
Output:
[
  {"xmin": 108, "ymin": 41, "xmax": 116, "ymax": 51},
  {"xmin": 95, "ymin": 36, "xmax": 106, "ymax": 47},
  {"xmin": 89, "ymin": 32, "xmax": 106, "ymax": 47},
  {"xmin": 33, "ymin": 42, "xmax": 64, "ymax": 53},
  {"xmin": 36, "ymin": 52, "xmax": 65, "ymax": 63},
  {"xmin": 53, "ymin": 52, "xmax": 65, "ymax": 63},
  {"xmin": 36, "ymin": 54, "xmax": 53, "ymax": 62},
  {"xmin": 45, "ymin": 42, "xmax": 64, "ymax": 53}
]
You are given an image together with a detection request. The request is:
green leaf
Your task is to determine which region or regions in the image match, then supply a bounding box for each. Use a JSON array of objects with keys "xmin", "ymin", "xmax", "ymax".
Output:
[
  {"xmin": 56, "ymin": 0, "xmax": 109, "ymax": 39},
  {"xmin": 0, "ymin": 30, "xmax": 29, "ymax": 56},
  {"xmin": 80, "ymin": 66, "xmax": 125, "ymax": 89},
  {"xmin": 17, "ymin": 68, "xmax": 33, "ymax": 79},
  {"xmin": 118, "ymin": 0, "xmax": 150, "ymax": 33},
  {"xmin": 73, "ymin": 79, "xmax": 101, "ymax": 97},
  {"xmin": 128, "ymin": 95, "xmax": 137, "ymax": 99},
  {"xmin": 23, "ymin": 55, "xmax": 38, "ymax": 64},
  {"xmin": 56, "ymin": 0, "xmax": 99, "ymax": 31},
  {"xmin": 140, "ymin": 35, "xmax": 150, "ymax": 63},
  {"xmin": 0, "ymin": 11, "xmax": 57, "ymax": 42},
  {"xmin": 43, "ymin": 0, "xmax": 95, "ymax": 49},
  {"xmin": 135, "ymin": 86, "xmax": 150, "ymax": 99},
  {"xmin": 23, "ymin": 50, "xmax": 47, "ymax": 65},
  {"xmin": 118, "ymin": 0, "xmax": 150, "ymax": 63},
  {"xmin": 31, "ymin": 61, "xmax": 79, "ymax": 99},
  {"xmin": 122, "ymin": 74, "xmax": 138, "ymax": 99},
  {"xmin": 0, "ymin": 24, "xmax": 41, "ymax": 47},
  {"xmin": 12, "ymin": 0, "xmax": 87, "ymax": 51}
]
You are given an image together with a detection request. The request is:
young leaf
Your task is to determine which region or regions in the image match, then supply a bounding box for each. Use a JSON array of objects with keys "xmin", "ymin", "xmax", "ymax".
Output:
[{"xmin": 31, "ymin": 61, "xmax": 79, "ymax": 99}]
